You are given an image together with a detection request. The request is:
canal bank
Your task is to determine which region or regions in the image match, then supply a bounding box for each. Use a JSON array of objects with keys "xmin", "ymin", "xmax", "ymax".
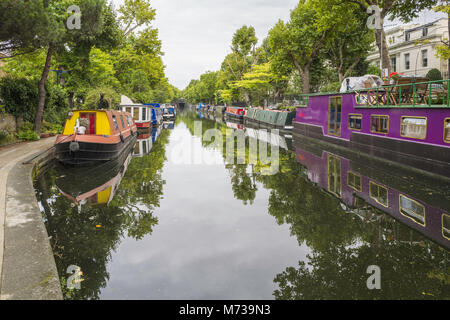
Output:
[{"xmin": 0, "ymin": 137, "xmax": 62, "ymax": 300}]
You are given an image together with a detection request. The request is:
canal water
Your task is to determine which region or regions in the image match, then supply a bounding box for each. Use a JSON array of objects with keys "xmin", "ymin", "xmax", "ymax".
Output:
[{"xmin": 35, "ymin": 111, "xmax": 450, "ymax": 300}]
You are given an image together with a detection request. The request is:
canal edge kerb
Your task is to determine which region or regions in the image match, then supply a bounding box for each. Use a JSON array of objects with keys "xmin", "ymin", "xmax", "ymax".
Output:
[{"xmin": 0, "ymin": 147, "xmax": 63, "ymax": 300}]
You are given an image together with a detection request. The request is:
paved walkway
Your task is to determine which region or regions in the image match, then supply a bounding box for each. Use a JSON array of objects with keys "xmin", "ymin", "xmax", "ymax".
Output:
[{"xmin": 0, "ymin": 137, "xmax": 62, "ymax": 299}]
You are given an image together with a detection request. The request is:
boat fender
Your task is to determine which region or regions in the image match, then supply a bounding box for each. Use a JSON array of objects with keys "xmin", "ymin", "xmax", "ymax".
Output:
[
  {"xmin": 120, "ymin": 133, "xmax": 125, "ymax": 143},
  {"xmin": 69, "ymin": 141, "xmax": 80, "ymax": 152}
]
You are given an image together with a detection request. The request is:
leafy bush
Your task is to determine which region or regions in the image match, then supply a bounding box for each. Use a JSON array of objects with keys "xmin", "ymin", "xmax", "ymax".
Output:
[
  {"xmin": 17, "ymin": 129, "xmax": 40, "ymax": 141},
  {"xmin": 0, "ymin": 76, "xmax": 38, "ymax": 122},
  {"xmin": 44, "ymin": 85, "xmax": 70, "ymax": 126},
  {"xmin": 320, "ymin": 81, "xmax": 342, "ymax": 93},
  {"xmin": 42, "ymin": 121, "xmax": 63, "ymax": 134},
  {"xmin": 426, "ymin": 68, "xmax": 443, "ymax": 82},
  {"xmin": 0, "ymin": 130, "xmax": 17, "ymax": 146},
  {"xmin": 83, "ymin": 87, "xmax": 120, "ymax": 110}
]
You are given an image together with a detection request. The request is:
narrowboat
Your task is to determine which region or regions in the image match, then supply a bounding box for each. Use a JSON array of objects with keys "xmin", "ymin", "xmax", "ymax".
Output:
[
  {"xmin": 293, "ymin": 77, "xmax": 450, "ymax": 177},
  {"xmin": 163, "ymin": 105, "xmax": 176, "ymax": 120},
  {"xmin": 294, "ymin": 138, "xmax": 450, "ymax": 249},
  {"xmin": 55, "ymin": 109, "xmax": 138, "ymax": 165},
  {"xmin": 245, "ymin": 107, "xmax": 296, "ymax": 130},
  {"xmin": 145, "ymin": 103, "xmax": 163, "ymax": 126},
  {"xmin": 225, "ymin": 106, "xmax": 246, "ymax": 121},
  {"xmin": 120, "ymin": 95, "xmax": 153, "ymax": 129},
  {"xmin": 215, "ymin": 106, "xmax": 227, "ymax": 117}
]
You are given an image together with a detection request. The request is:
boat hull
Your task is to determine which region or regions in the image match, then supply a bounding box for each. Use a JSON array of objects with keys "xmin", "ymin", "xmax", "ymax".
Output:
[{"xmin": 55, "ymin": 133, "xmax": 137, "ymax": 166}]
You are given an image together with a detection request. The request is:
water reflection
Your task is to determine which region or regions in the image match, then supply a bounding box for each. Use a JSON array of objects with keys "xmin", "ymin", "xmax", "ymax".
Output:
[
  {"xmin": 35, "ymin": 126, "xmax": 171, "ymax": 299},
  {"xmin": 34, "ymin": 111, "xmax": 449, "ymax": 300}
]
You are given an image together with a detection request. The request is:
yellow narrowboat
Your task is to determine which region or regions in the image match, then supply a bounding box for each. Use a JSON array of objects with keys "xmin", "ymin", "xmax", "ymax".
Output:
[{"xmin": 55, "ymin": 110, "xmax": 138, "ymax": 165}]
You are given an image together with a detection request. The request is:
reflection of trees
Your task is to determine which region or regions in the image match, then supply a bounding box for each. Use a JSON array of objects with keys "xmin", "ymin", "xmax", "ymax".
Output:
[
  {"xmin": 274, "ymin": 241, "xmax": 450, "ymax": 300},
  {"xmin": 35, "ymin": 129, "xmax": 172, "ymax": 300},
  {"xmin": 259, "ymin": 146, "xmax": 450, "ymax": 300}
]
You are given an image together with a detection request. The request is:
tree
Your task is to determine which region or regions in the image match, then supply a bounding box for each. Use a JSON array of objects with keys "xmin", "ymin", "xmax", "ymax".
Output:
[
  {"xmin": 433, "ymin": 1, "xmax": 450, "ymax": 78},
  {"xmin": 344, "ymin": 0, "xmax": 439, "ymax": 74},
  {"xmin": 268, "ymin": 1, "xmax": 328, "ymax": 94},
  {"xmin": 314, "ymin": 0, "xmax": 374, "ymax": 82}
]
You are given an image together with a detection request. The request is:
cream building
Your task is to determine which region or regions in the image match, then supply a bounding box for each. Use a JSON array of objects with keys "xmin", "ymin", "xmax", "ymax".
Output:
[{"xmin": 367, "ymin": 18, "xmax": 449, "ymax": 78}]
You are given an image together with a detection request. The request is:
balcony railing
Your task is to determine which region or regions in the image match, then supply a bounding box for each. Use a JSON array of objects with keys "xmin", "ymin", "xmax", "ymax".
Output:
[{"xmin": 355, "ymin": 79, "xmax": 450, "ymax": 108}]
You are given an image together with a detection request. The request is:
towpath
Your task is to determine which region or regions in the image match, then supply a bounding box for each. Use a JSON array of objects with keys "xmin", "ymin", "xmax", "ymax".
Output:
[{"xmin": 0, "ymin": 137, "xmax": 62, "ymax": 299}]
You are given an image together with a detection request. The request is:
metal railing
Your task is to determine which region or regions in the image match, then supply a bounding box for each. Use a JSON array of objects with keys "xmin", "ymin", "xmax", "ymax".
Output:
[{"xmin": 355, "ymin": 79, "xmax": 450, "ymax": 108}]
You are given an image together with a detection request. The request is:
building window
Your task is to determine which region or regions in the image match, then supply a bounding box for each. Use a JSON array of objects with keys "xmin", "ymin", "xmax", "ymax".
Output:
[
  {"xmin": 370, "ymin": 115, "xmax": 389, "ymax": 134},
  {"xmin": 401, "ymin": 117, "xmax": 427, "ymax": 140},
  {"xmin": 422, "ymin": 50, "xmax": 428, "ymax": 68},
  {"xmin": 400, "ymin": 195, "xmax": 426, "ymax": 226},
  {"xmin": 391, "ymin": 56, "xmax": 397, "ymax": 72},
  {"xmin": 347, "ymin": 172, "xmax": 362, "ymax": 192},
  {"xmin": 141, "ymin": 108, "xmax": 146, "ymax": 121},
  {"xmin": 405, "ymin": 53, "xmax": 410, "ymax": 70},
  {"xmin": 370, "ymin": 181, "xmax": 389, "ymax": 207},
  {"xmin": 423, "ymin": 27, "xmax": 428, "ymax": 37},
  {"xmin": 443, "ymin": 214, "xmax": 450, "ymax": 240},
  {"xmin": 405, "ymin": 33, "xmax": 410, "ymax": 41},
  {"xmin": 445, "ymin": 119, "xmax": 450, "ymax": 143},
  {"xmin": 349, "ymin": 114, "xmax": 362, "ymax": 131}
]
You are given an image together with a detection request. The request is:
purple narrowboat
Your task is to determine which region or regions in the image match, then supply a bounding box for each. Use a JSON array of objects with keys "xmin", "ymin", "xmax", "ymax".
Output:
[
  {"xmin": 294, "ymin": 138, "xmax": 450, "ymax": 249},
  {"xmin": 293, "ymin": 78, "xmax": 450, "ymax": 177}
]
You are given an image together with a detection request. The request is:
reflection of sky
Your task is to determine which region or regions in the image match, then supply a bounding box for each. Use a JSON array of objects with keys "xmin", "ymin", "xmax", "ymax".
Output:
[{"xmin": 100, "ymin": 123, "xmax": 309, "ymax": 299}]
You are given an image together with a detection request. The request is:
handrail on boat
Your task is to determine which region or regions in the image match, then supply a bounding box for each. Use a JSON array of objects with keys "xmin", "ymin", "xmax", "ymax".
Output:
[{"xmin": 298, "ymin": 79, "xmax": 450, "ymax": 108}]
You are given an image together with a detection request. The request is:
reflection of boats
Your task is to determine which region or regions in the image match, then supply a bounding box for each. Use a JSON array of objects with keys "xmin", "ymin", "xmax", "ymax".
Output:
[
  {"xmin": 55, "ymin": 109, "xmax": 138, "ymax": 165},
  {"xmin": 133, "ymin": 126, "xmax": 162, "ymax": 157},
  {"xmin": 293, "ymin": 80, "xmax": 450, "ymax": 177},
  {"xmin": 245, "ymin": 126, "xmax": 292, "ymax": 151},
  {"xmin": 294, "ymin": 138, "xmax": 450, "ymax": 249},
  {"xmin": 245, "ymin": 108, "xmax": 296, "ymax": 130},
  {"xmin": 225, "ymin": 106, "xmax": 246, "ymax": 121},
  {"xmin": 225, "ymin": 121, "xmax": 244, "ymax": 130},
  {"xmin": 55, "ymin": 142, "xmax": 133, "ymax": 207}
]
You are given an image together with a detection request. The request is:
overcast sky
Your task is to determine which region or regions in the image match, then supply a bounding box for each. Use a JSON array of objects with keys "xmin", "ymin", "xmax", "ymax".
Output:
[{"xmin": 111, "ymin": 0, "xmax": 446, "ymax": 90}]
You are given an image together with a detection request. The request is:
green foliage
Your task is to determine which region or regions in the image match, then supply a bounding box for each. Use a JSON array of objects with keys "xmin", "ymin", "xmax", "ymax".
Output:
[
  {"xmin": 83, "ymin": 87, "xmax": 120, "ymax": 110},
  {"xmin": 0, "ymin": 76, "xmax": 38, "ymax": 122},
  {"xmin": 17, "ymin": 129, "xmax": 40, "ymax": 141},
  {"xmin": 320, "ymin": 81, "xmax": 342, "ymax": 93},
  {"xmin": 427, "ymin": 68, "xmax": 443, "ymax": 81}
]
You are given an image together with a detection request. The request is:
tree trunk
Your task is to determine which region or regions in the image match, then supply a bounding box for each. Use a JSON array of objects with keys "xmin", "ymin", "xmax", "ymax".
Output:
[
  {"xmin": 448, "ymin": 14, "xmax": 450, "ymax": 79},
  {"xmin": 375, "ymin": 26, "xmax": 391, "ymax": 76},
  {"xmin": 35, "ymin": 44, "xmax": 54, "ymax": 134},
  {"xmin": 302, "ymin": 68, "xmax": 311, "ymax": 94},
  {"xmin": 68, "ymin": 92, "xmax": 74, "ymax": 109}
]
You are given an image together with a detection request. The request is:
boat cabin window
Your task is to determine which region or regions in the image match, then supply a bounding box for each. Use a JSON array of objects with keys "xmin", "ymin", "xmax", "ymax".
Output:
[
  {"xmin": 348, "ymin": 114, "xmax": 362, "ymax": 131},
  {"xmin": 112, "ymin": 115, "xmax": 119, "ymax": 131},
  {"xmin": 401, "ymin": 117, "xmax": 427, "ymax": 140},
  {"xmin": 142, "ymin": 108, "xmax": 147, "ymax": 121},
  {"xmin": 120, "ymin": 115, "xmax": 126, "ymax": 128},
  {"xmin": 369, "ymin": 181, "xmax": 389, "ymax": 207},
  {"xmin": 443, "ymin": 214, "xmax": 450, "ymax": 240},
  {"xmin": 127, "ymin": 115, "xmax": 133, "ymax": 126},
  {"xmin": 347, "ymin": 171, "xmax": 362, "ymax": 192},
  {"xmin": 399, "ymin": 195, "xmax": 426, "ymax": 226},
  {"xmin": 370, "ymin": 115, "xmax": 389, "ymax": 134},
  {"xmin": 444, "ymin": 119, "xmax": 450, "ymax": 143},
  {"xmin": 133, "ymin": 108, "xmax": 139, "ymax": 121}
]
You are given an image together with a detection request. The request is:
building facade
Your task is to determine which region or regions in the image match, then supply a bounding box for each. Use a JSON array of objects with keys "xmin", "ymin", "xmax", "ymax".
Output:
[{"xmin": 367, "ymin": 18, "xmax": 449, "ymax": 79}]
